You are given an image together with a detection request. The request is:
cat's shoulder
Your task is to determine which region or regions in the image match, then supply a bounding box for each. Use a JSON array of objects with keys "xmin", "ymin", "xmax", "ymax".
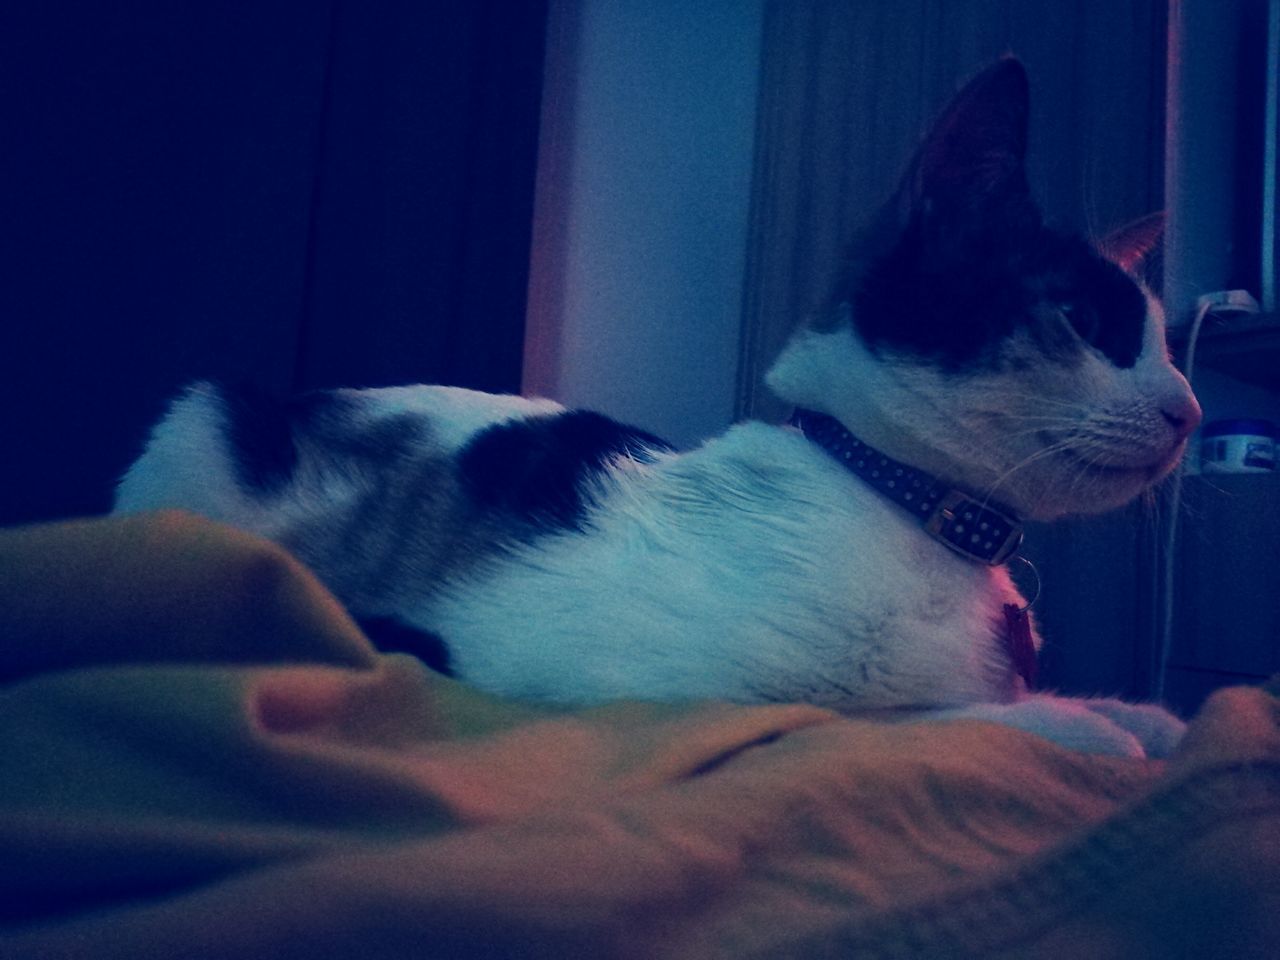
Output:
[{"xmin": 684, "ymin": 419, "xmax": 873, "ymax": 497}]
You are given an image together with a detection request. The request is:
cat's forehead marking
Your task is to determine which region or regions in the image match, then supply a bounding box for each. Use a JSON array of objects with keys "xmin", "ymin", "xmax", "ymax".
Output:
[
  {"xmin": 1051, "ymin": 243, "xmax": 1147, "ymax": 368},
  {"xmin": 1013, "ymin": 239, "xmax": 1149, "ymax": 371},
  {"xmin": 853, "ymin": 224, "xmax": 1151, "ymax": 374},
  {"xmin": 1001, "ymin": 310, "xmax": 1080, "ymax": 371}
]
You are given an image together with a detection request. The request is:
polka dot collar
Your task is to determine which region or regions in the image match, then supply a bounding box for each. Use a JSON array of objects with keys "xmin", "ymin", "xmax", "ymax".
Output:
[{"xmin": 789, "ymin": 408, "xmax": 1024, "ymax": 566}]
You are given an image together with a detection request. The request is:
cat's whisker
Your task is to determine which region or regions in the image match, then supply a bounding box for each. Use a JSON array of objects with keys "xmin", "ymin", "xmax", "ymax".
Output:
[
  {"xmin": 979, "ymin": 437, "xmax": 1083, "ymax": 506},
  {"xmin": 988, "ymin": 423, "xmax": 1082, "ymax": 442},
  {"xmin": 975, "ymin": 392, "xmax": 1092, "ymax": 412},
  {"xmin": 987, "ymin": 413, "xmax": 1089, "ymax": 428},
  {"xmin": 1060, "ymin": 442, "xmax": 1109, "ymax": 506}
]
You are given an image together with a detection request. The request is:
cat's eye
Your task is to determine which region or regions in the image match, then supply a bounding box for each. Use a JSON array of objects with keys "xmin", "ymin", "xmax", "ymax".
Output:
[{"xmin": 1056, "ymin": 301, "xmax": 1100, "ymax": 345}]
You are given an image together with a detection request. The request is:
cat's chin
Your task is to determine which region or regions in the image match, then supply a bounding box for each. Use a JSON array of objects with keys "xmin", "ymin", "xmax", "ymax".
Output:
[
  {"xmin": 1011, "ymin": 432, "xmax": 1188, "ymax": 513},
  {"xmin": 1053, "ymin": 444, "xmax": 1183, "ymax": 483},
  {"xmin": 1017, "ymin": 445, "xmax": 1185, "ymax": 520}
]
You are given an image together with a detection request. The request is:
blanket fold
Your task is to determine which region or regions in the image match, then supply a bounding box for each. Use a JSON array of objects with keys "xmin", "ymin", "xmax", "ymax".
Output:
[{"xmin": 2, "ymin": 512, "xmax": 1277, "ymax": 958}]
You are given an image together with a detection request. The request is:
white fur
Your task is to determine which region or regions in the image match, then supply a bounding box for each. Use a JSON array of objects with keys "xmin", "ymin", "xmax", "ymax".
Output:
[{"xmin": 115, "ymin": 383, "xmax": 268, "ymax": 531}]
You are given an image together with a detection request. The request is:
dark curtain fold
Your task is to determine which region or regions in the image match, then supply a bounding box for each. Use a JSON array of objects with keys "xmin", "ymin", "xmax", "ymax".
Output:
[
  {"xmin": 0, "ymin": 0, "xmax": 548, "ymax": 526},
  {"xmin": 294, "ymin": 1, "xmax": 548, "ymax": 394}
]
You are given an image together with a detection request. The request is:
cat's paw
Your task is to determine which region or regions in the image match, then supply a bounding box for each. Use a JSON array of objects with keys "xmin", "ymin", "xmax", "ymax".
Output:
[
  {"xmin": 936, "ymin": 701, "xmax": 1182, "ymax": 757},
  {"xmin": 1069, "ymin": 697, "xmax": 1186, "ymax": 759},
  {"xmin": 931, "ymin": 695, "xmax": 1184, "ymax": 758},
  {"xmin": 939, "ymin": 700, "xmax": 1144, "ymax": 757}
]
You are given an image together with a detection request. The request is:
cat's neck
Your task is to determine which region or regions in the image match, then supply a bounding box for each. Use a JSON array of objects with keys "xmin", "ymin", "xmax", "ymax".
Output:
[
  {"xmin": 788, "ymin": 406, "xmax": 1024, "ymax": 565},
  {"xmin": 766, "ymin": 323, "xmax": 996, "ymax": 498}
]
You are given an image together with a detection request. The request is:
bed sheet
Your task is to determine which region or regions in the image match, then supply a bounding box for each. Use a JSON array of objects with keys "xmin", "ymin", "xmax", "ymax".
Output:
[{"xmin": 2, "ymin": 512, "xmax": 1278, "ymax": 958}]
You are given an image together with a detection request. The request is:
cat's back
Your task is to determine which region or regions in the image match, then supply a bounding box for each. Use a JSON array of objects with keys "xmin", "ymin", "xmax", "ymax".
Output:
[{"xmin": 114, "ymin": 381, "xmax": 565, "ymax": 524}]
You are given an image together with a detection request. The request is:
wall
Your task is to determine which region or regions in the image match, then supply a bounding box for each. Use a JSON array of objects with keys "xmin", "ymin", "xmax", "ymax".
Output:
[{"xmin": 524, "ymin": 0, "xmax": 764, "ymax": 450}]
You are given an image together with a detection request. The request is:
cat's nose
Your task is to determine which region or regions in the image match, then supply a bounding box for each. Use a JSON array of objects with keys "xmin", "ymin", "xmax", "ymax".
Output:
[{"xmin": 1161, "ymin": 396, "xmax": 1202, "ymax": 440}]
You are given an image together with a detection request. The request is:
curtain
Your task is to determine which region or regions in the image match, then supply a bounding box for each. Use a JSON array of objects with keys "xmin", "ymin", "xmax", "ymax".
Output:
[
  {"xmin": 294, "ymin": 1, "xmax": 548, "ymax": 394},
  {"xmin": 0, "ymin": 0, "xmax": 548, "ymax": 526}
]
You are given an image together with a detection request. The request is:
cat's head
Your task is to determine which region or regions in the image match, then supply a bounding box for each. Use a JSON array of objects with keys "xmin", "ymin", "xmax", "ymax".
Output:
[{"xmin": 767, "ymin": 58, "xmax": 1200, "ymax": 521}]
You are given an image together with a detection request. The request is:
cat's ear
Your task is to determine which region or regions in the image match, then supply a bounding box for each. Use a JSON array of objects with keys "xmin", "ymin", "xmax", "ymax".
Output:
[
  {"xmin": 910, "ymin": 57, "xmax": 1031, "ymax": 213},
  {"xmin": 1099, "ymin": 211, "xmax": 1164, "ymax": 293},
  {"xmin": 858, "ymin": 58, "xmax": 1034, "ymax": 257}
]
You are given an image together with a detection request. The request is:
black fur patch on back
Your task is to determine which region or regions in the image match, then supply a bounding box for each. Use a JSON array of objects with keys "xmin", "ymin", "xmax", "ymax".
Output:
[
  {"xmin": 458, "ymin": 410, "xmax": 672, "ymax": 531},
  {"xmin": 220, "ymin": 384, "xmax": 355, "ymax": 493},
  {"xmin": 219, "ymin": 382, "xmax": 298, "ymax": 493},
  {"xmin": 357, "ymin": 616, "xmax": 453, "ymax": 676}
]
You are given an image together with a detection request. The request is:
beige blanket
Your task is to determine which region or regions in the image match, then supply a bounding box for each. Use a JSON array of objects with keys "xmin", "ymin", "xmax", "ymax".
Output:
[{"xmin": 2, "ymin": 512, "xmax": 1277, "ymax": 958}]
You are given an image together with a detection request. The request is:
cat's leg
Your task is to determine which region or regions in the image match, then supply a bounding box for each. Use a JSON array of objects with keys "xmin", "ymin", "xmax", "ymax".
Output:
[
  {"xmin": 1064, "ymin": 695, "xmax": 1186, "ymax": 759},
  {"xmin": 925, "ymin": 694, "xmax": 1184, "ymax": 758}
]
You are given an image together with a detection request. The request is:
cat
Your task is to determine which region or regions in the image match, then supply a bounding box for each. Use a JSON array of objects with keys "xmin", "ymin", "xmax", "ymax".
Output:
[{"xmin": 115, "ymin": 59, "xmax": 1200, "ymax": 757}]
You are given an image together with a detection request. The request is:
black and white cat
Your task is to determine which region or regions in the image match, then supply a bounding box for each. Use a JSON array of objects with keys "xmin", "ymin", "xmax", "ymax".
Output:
[{"xmin": 115, "ymin": 60, "xmax": 1200, "ymax": 757}]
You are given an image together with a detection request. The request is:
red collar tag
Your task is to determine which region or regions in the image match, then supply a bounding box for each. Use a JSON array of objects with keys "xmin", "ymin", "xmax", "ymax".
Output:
[{"xmin": 1002, "ymin": 603, "xmax": 1038, "ymax": 689}]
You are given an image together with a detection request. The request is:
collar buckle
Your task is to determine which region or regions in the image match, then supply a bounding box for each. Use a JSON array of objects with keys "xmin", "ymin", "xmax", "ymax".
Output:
[
  {"xmin": 923, "ymin": 490, "xmax": 1023, "ymax": 566},
  {"xmin": 790, "ymin": 408, "xmax": 1025, "ymax": 567}
]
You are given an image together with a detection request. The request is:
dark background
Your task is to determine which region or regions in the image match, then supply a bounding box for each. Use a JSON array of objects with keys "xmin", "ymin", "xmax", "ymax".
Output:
[{"xmin": 0, "ymin": 0, "xmax": 549, "ymax": 526}]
